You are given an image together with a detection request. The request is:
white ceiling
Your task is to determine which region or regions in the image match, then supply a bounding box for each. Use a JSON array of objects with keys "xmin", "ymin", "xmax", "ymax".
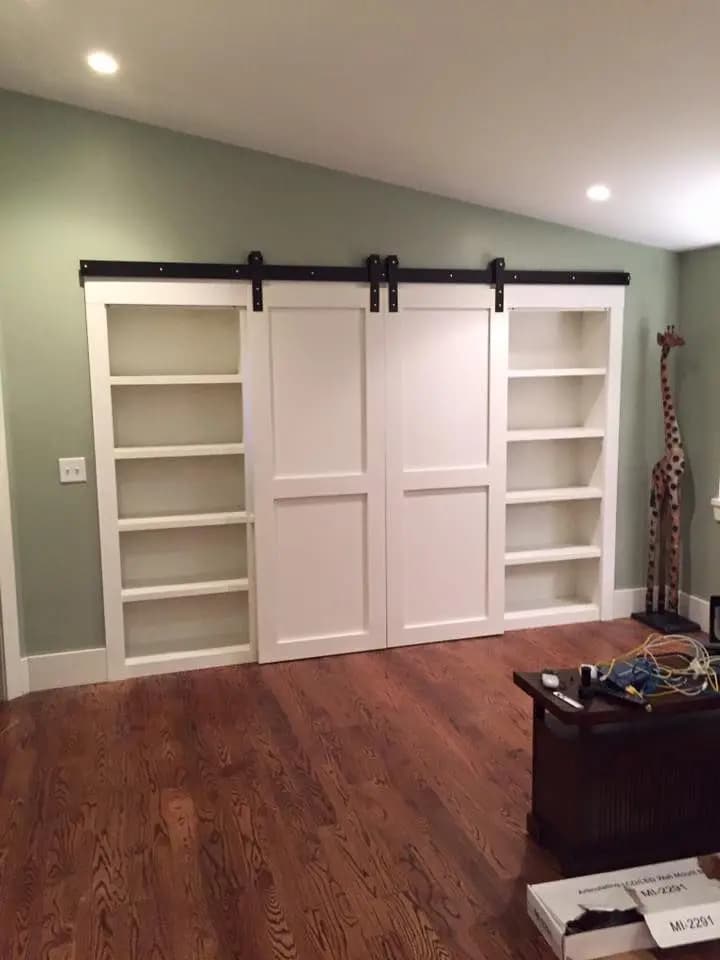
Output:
[{"xmin": 2, "ymin": 0, "xmax": 719, "ymax": 250}]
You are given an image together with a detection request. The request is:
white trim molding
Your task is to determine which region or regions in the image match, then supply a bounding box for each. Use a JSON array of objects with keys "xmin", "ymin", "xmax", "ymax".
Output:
[
  {"xmin": 25, "ymin": 647, "xmax": 107, "ymax": 693},
  {"xmin": 613, "ymin": 587, "xmax": 710, "ymax": 632},
  {"xmin": 0, "ymin": 366, "xmax": 26, "ymax": 699},
  {"xmin": 18, "ymin": 590, "xmax": 713, "ymax": 696}
]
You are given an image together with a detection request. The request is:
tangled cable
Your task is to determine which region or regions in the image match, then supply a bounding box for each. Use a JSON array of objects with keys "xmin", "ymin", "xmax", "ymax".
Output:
[{"xmin": 598, "ymin": 633, "xmax": 720, "ymax": 699}]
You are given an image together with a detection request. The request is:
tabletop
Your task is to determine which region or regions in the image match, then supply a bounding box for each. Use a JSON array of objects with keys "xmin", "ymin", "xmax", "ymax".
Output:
[{"xmin": 513, "ymin": 669, "xmax": 720, "ymax": 726}]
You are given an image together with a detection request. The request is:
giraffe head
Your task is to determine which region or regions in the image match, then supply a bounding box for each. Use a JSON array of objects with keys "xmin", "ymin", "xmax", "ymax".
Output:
[{"xmin": 657, "ymin": 325, "xmax": 685, "ymax": 350}]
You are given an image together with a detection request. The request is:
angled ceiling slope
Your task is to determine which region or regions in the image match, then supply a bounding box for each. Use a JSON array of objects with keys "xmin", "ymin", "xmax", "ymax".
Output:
[{"xmin": 1, "ymin": 0, "xmax": 719, "ymax": 250}]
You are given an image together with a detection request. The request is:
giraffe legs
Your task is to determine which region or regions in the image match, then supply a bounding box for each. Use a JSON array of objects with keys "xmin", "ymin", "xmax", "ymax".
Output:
[
  {"xmin": 645, "ymin": 490, "xmax": 659, "ymax": 612},
  {"xmin": 667, "ymin": 489, "xmax": 681, "ymax": 613},
  {"xmin": 645, "ymin": 466, "xmax": 665, "ymax": 612},
  {"xmin": 657, "ymin": 496, "xmax": 668, "ymax": 612}
]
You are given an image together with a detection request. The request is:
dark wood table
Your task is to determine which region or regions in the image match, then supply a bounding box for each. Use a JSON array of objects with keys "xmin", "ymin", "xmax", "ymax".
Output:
[{"xmin": 514, "ymin": 669, "xmax": 720, "ymax": 876}]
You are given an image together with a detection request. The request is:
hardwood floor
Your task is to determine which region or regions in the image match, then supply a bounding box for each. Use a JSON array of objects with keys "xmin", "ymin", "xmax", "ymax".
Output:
[{"xmin": 0, "ymin": 619, "xmax": 715, "ymax": 959}]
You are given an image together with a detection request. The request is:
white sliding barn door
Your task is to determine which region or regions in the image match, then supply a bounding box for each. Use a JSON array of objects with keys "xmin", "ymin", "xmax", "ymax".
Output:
[
  {"xmin": 386, "ymin": 285, "xmax": 506, "ymax": 646},
  {"xmin": 252, "ymin": 283, "xmax": 386, "ymax": 662}
]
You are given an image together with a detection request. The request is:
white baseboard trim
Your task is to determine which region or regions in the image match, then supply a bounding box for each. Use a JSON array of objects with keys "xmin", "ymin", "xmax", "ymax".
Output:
[
  {"xmin": 25, "ymin": 647, "xmax": 107, "ymax": 693},
  {"xmin": 613, "ymin": 588, "xmax": 710, "ymax": 632},
  {"xmin": 612, "ymin": 587, "xmax": 645, "ymax": 619},
  {"xmin": 679, "ymin": 592, "xmax": 710, "ymax": 633},
  {"xmin": 16, "ymin": 593, "xmax": 715, "ymax": 696}
]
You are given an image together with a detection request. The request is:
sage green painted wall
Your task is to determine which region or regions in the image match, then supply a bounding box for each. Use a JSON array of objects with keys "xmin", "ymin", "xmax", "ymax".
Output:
[
  {"xmin": 677, "ymin": 246, "xmax": 720, "ymax": 599},
  {"xmin": 0, "ymin": 89, "xmax": 677, "ymax": 655}
]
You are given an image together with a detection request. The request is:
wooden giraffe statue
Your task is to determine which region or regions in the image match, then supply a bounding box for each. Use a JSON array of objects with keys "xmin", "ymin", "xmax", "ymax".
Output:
[{"xmin": 644, "ymin": 325, "xmax": 685, "ymax": 616}]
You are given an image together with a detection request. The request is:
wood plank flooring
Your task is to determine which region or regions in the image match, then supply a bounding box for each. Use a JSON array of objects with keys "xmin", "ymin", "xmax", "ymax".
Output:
[{"xmin": 0, "ymin": 619, "xmax": 716, "ymax": 959}]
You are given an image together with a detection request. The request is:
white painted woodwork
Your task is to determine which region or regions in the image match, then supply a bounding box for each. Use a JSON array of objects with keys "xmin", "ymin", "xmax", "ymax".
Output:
[
  {"xmin": 117, "ymin": 511, "xmax": 250, "ymax": 531},
  {"xmin": 86, "ymin": 281, "xmax": 254, "ymax": 680},
  {"xmin": 506, "ymin": 499, "xmax": 600, "ymax": 553},
  {"xmin": 0, "ymin": 363, "xmax": 26, "ymax": 698},
  {"xmin": 114, "ymin": 443, "xmax": 245, "ymax": 459},
  {"xmin": 122, "ymin": 590, "xmax": 250, "ymax": 665},
  {"xmin": 110, "ymin": 374, "xmax": 243, "ymax": 385},
  {"xmin": 507, "ymin": 427, "xmax": 605, "ymax": 442},
  {"xmin": 107, "ymin": 304, "xmax": 240, "ymax": 375},
  {"xmin": 84, "ymin": 278, "xmax": 624, "ymax": 686},
  {"xmin": 508, "ymin": 377, "xmax": 605, "ymax": 432},
  {"xmin": 503, "ymin": 286, "xmax": 624, "ymax": 627},
  {"xmin": 505, "ymin": 545, "xmax": 602, "ymax": 566},
  {"xmin": 507, "ymin": 438, "xmax": 603, "ymax": 493},
  {"xmin": 386, "ymin": 285, "xmax": 506, "ymax": 646},
  {"xmin": 116, "ymin": 456, "xmax": 245, "ymax": 518},
  {"xmin": 505, "ymin": 556, "xmax": 600, "ymax": 616},
  {"xmin": 505, "ymin": 486, "xmax": 603, "ymax": 504},
  {"xmin": 112, "ymin": 383, "xmax": 243, "ymax": 447},
  {"xmin": 120, "ymin": 524, "xmax": 247, "ymax": 588},
  {"xmin": 121, "ymin": 578, "xmax": 249, "ymax": 602},
  {"xmin": 509, "ymin": 309, "xmax": 608, "ymax": 369},
  {"xmin": 251, "ymin": 282, "xmax": 386, "ymax": 662},
  {"xmin": 507, "ymin": 367, "xmax": 607, "ymax": 379},
  {"xmin": 505, "ymin": 603, "xmax": 600, "ymax": 631}
]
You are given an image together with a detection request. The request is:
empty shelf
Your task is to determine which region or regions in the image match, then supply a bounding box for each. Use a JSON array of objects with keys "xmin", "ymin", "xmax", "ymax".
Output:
[
  {"xmin": 125, "ymin": 641, "xmax": 249, "ymax": 668},
  {"xmin": 114, "ymin": 443, "xmax": 245, "ymax": 459},
  {"xmin": 507, "ymin": 428, "xmax": 604, "ymax": 442},
  {"xmin": 508, "ymin": 367, "xmax": 606, "ymax": 379},
  {"xmin": 505, "ymin": 601, "xmax": 599, "ymax": 626},
  {"xmin": 118, "ymin": 511, "xmax": 251, "ymax": 531},
  {"xmin": 505, "ymin": 545, "xmax": 601, "ymax": 566},
  {"xmin": 122, "ymin": 577, "xmax": 249, "ymax": 602},
  {"xmin": 506, "ymin": 486, "xmax": 603, "ymax": 505},
  {"xmin": 110, "ymin": 374, "xmax": 242, "ymax": 386}
]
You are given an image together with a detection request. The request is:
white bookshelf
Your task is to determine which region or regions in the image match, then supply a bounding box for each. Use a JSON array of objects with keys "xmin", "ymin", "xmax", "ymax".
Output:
[
  {"xmin": 502, "ymin": 288, "xmax": 623, "ymax": 629},
  {"xmin": 86, "ymin": 282, "xmax": 255, "ymax": 680}
]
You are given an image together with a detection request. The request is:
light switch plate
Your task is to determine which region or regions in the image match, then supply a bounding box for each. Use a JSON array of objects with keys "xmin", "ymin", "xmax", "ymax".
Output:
[{"xmin": 59, "ymin": 457, "xmax": 87, "ymax": 484}]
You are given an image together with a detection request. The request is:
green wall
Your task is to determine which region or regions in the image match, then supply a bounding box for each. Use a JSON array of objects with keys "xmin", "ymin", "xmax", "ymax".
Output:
[
  {"xmin": 0, "ymin": 89, "xmax": 678, "ymax": 655},
  {"xmin": 677, "ymin": 246, "xmax": 720, "ymax": 599}
]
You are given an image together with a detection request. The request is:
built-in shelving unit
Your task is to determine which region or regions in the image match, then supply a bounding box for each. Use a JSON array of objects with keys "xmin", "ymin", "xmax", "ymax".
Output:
[
  {"xmin": 503, "ymin": 294, "xmax": 622, "ymax": 629},
  {"xmin": 87, "ymin": 289, "xmax": 255, "ymax": 680}
]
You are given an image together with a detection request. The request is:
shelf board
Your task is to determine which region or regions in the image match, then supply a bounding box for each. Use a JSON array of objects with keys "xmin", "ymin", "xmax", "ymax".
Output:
[
  {"xmin": 124, "ymin": 641, "xmax": 254, "ymax": 677},
  {"xmin": 118, "ymin": 511, "xmax": 251, "ymax": 532},
  {"xmin": 114, "ymin": 443, "xmax": 245, "ymax": 460},
  {"xmin": 504, "ymin": 545, "xmax": 601, "ymax": 566},
  {"xmin": 505, "ymin": 601, "xmax": 599, "ymax": 629},
  {"xmin": 122, "ymin": 577, "xmax": 249, "ymax": 603},
  {"xmin": 508, "ymin": 367, "xmax": 606, "ymax": 379},
  {"xmin": 507, "ymin": 427, "xmax": 604, "ymax": 443},
  {"xmin": 506, "ymin": 486, "xmax": 603, "ymax": 505},
  {"xmin": 110, "ymin": 374, "xmax": 242, "ymax": 386},
  {"xmin": 125, "ymin": 642, "xmax": 249, "ymax": 667}
]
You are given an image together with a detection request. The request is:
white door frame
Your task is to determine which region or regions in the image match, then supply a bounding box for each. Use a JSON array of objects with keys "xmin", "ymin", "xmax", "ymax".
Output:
[{"xmin": 0, "ymin": 365, "xmax": 26, "ymax": 699}]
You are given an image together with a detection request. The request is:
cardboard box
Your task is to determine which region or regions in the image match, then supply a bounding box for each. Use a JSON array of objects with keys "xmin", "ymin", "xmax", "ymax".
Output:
[{"xmin": 528, "ymin": 856, "xmax": 720, "ymax": 960}]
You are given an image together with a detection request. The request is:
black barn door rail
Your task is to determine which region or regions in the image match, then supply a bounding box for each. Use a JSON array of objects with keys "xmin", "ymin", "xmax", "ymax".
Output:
[{"xmin": 79, "ymin": 254, "xmax": 630, "ymax": 312}]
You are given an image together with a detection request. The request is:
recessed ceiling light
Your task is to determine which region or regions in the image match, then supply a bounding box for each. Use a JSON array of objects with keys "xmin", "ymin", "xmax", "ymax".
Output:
[
  {"xmin": 586, "ymin": 183, "xmax": 611, "ymax": 203},
  {"xmin": 87, "ymin": 51, "xmax": 119, "ymax": 75}
]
